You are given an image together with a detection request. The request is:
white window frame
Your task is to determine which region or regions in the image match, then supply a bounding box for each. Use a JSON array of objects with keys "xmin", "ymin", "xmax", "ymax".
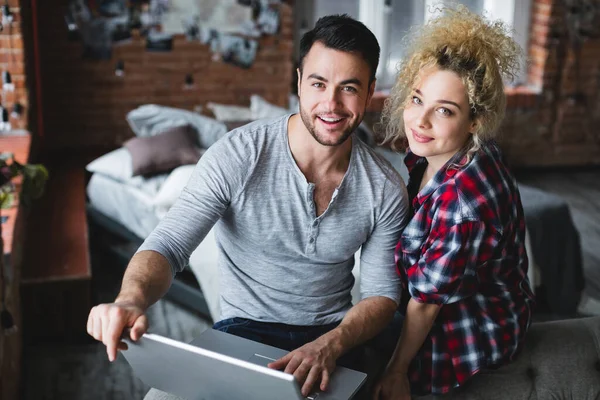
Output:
[{"xmin": 359, "ymin": 0, "xmax": 533, "ymax": 89}]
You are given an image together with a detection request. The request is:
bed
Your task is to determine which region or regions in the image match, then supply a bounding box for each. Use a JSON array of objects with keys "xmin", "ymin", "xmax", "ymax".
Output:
[
  {"xmin": 87, "ymin": 98, "xmax": 358, "ymax": 322},
  {"xmin": 86, "ymin": 102, "xmax": 584, "ymax": 322}
]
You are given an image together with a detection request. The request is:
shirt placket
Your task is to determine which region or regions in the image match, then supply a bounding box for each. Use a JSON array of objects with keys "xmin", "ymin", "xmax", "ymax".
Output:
[{"xmin": 306, "ymin": 184, "xmax": 318, "ymax": 253}]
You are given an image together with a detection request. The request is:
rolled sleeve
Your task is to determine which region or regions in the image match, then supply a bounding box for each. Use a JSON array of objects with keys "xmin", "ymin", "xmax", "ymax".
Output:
[
  {"xmin": 359, "ymin": 178, "xmax": 409, "ymax": 304},
  {"xmin": 407, "ymin": 220, "xmax": 497, "ymax": 305},
  {"xmin": 137, "ymin": 132, "xmax": 250, "ymax": 276}
]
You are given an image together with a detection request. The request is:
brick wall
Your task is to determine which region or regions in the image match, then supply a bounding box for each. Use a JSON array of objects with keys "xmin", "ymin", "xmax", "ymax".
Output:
[
  {"xmin": 31, "ymin": 1, "xmax": 293, "ymax": 153},
  {"xmin": 370, "ymin": 0, "xmax": 600, "ymax": 167},
  {"xmin": 12, "ymin": 0, "xmax": 600, "ymax": 166},
  {"xmin": 0, "ymin": 0, "xmax": 28, "ymax": 132},
  {"xmin": 498, "ymin": 0, "xmax": 600, "ymax": 167}
]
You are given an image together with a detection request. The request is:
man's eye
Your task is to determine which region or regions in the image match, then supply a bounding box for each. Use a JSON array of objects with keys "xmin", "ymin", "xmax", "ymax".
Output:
[
  {"xmin": 312, "ymin": 82, "xmax": 324, "ymax": 88},
  {"xmin": 343, "ymin": 86, "xmax": 357, "ymax": 93}
]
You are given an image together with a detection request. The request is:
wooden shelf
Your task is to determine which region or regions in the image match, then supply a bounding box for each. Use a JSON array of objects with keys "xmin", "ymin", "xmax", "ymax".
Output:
[
  {"xmin": 0, "ymin": 131, "xmax": 31, "ymax": 400},
  {"xmin": 21, "ymin": 161, "xmax": 92, "ymax": 343},
  {"xmin": 1, "ymin": 132, "xmax": 31, "ymax": 255},
  {"xmin": 21, "ymin": 165, "xmax": 90, "ymax": 283}
]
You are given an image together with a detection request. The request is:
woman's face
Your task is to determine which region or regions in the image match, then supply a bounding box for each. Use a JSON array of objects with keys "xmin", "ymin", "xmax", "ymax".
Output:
[{"xmin": 403, "ymin": 66, "xmax": 478, "ymax": 171}]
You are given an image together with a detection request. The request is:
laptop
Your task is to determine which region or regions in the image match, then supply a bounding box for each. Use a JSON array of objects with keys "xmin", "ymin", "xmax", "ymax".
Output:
[{"xmin": 121, "ymin": 328, "xmax": 367, "ymax": 400}]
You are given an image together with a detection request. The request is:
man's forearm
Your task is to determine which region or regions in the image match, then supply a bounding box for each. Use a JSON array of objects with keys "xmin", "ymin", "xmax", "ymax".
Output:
[
  {"xmin": 388, "ymin": 298, "xmax": 441, "ymax": 373},
  {"xmin": 115, "ymin": 250, "xmax": 174, "ymax": 310},
  {"xmin": 324, "ymin": 296, "xmax": 398, "ymax": 358}
]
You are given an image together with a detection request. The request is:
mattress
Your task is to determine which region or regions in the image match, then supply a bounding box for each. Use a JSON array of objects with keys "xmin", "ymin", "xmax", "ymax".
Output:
[
  {"xmin": 87, "ymin": 173, "xmax": 223, "ymax": 320},
  {"xmin": 87, "ymin": 173, "xmax": 161, "ymax": 239},
  {"xmin": 87, "ymin": 167, "xmax": 542, "ymax": 321}
]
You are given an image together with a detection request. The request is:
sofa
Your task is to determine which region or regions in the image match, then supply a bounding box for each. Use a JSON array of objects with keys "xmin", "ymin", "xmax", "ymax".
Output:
[{"xmin": 412, "ymin": 316, "xmax": 600, "ymax": 399}]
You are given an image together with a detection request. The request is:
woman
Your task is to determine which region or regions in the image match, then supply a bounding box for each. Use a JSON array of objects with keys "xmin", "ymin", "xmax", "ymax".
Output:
[{"xmin": 373, "ymin": 6, "xmax": 535, "ymax": 398}]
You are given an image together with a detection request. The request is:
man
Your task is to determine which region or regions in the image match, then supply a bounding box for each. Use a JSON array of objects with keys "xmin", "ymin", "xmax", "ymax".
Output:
[{"xmin": 87, "ymin": 14, "xmax": 409, "ymax": 399}]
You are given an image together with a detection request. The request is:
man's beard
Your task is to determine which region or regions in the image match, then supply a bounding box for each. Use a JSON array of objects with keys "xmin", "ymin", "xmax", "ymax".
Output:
[{"xmin": 299, "ymin": 106, "xmax": 361, "ymax": 147}]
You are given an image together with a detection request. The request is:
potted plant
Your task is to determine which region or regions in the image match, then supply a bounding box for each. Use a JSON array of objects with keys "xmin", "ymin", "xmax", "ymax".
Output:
[{"xmin": 0, "ymin": 152, "xmax": 48, "ymax": 334}]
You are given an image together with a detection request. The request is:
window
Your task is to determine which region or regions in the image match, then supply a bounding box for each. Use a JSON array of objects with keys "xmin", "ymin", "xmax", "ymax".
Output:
[
  {"xmin": 359, "ymin": 0, "xmax": 533, "ymax": 89},
  {"xmin": 296, "ymin": 1, "xmax": 531, "ymax": 89}
]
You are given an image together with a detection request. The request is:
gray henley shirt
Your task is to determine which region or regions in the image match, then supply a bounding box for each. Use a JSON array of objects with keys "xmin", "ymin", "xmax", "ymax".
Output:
[{"xmin": 138, "ymin": 114, "xmax": 409, "ymax": 325}]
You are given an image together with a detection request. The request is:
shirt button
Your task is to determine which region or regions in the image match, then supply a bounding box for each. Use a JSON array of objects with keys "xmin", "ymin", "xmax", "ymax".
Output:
[
  {"xmin": 309, "ymin": 237, "xmax": 315, "ymax": 243},
  {"xmin": 312, "ymin": 220, "xmax": 318, "ymax": 227}
]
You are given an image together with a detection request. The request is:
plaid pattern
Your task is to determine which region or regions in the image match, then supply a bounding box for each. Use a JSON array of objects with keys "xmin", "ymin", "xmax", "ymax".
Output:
[{"xmin": 395, "ymin": 141, "xmax": 534, "ymax": 395}]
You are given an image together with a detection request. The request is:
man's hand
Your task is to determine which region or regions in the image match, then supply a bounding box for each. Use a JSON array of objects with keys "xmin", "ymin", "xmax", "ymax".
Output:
[
  {"xmin": 268, "ymin": 335, "xmax": 339, "ymax": 397},
  {"xmin": 372, "ymin": 369, "xmax": 411, "ymax": 400},
  {"xmin": 86, "ymin": 301, "xmax": 148, "ymax": 362}
]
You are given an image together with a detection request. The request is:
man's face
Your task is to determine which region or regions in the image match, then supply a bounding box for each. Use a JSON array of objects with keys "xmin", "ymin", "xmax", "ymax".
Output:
[{"xmin": 297, "ymin": 42, "xmax": 375, "ymax": 147}]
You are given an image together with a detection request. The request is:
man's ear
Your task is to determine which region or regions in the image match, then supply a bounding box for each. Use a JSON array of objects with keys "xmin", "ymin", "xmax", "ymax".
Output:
[
  {"xmin": 296, "ymin": 68, "xmax": 302, "ymax": 96},
  {"xmin": 365, "ymin": 79, "xmax": 376, "ymax": 108}
]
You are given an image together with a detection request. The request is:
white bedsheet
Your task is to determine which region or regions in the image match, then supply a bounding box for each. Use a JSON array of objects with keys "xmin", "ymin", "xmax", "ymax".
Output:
[
  {"xmin": 88, "ymin": 157, "xmax": 536, "ymax": 324},
  {"xmin": 87, "ymin": 173, "xmax": 161, "ymax": 239},
  {"xmin": 88, "ymin": 169, "xmax": 537, "ymax": 325},
  {"xmin": 87, "ymin": 173, "xmax": 223, "ymax": 320}
]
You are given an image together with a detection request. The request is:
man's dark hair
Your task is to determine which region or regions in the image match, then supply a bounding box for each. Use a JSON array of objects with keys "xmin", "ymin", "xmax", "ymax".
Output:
[{"xmin": 298, "ymin": 14, "xmax": 380, "ymax": 84}]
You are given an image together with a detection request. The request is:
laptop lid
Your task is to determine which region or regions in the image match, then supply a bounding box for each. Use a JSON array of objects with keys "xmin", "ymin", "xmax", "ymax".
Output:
[
  {"xmin": 189, "ymin": 329, "xmax": 367, "ymax": 400},
  {"xmin": 121, "ymin": 330, "xmax": 366, "ymax": 400}
]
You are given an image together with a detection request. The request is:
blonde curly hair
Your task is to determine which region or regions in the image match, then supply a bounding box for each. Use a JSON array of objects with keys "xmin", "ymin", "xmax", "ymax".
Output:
[{"xmin": 378, "ymin": 4, "xmax": 522, "ymax": 162}]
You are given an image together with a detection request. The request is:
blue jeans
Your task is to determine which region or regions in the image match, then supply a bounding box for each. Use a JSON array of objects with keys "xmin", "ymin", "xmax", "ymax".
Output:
[{"xmin": 212, "ymin": 317, "xmax": 366, "ymax": 371}]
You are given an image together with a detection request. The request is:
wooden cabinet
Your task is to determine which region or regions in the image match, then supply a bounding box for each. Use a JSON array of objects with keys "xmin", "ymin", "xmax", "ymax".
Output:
[{"xmin": 0, "ymin": 132, "xmax": 31, "ymax": 400}]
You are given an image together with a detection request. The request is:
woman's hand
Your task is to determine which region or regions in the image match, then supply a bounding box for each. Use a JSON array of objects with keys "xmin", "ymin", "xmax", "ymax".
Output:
[{"xmin": 372, "ymin": 368, "xmax": 412, "ymax": 400}]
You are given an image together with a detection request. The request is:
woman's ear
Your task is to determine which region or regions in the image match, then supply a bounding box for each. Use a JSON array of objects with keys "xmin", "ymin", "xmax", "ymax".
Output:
[{"xmin": 469, "ymin": 118, "xmax": 479, "ymax": 135}]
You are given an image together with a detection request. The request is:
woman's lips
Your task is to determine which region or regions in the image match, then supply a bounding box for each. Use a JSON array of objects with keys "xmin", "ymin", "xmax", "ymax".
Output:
[{"xmin": 411, "ymin": 129, "xmax": 433, "ymax": 143}]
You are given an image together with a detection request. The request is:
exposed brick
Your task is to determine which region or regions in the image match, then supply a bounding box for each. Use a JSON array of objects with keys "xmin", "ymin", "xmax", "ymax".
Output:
[
  {"xmin": 30, "ymin": 2, "xmax": 294, "ymax": 150},
  {"xmin": 8, "ymin": 0, "xmax": 598, "ymax": 166},
  {"xmin": 0, "ymin": 35, "xmax": 23, "ymax": 49}
]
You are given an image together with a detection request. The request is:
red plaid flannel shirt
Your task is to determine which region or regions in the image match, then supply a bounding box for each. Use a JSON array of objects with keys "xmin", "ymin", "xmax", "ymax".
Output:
[{"xmin": 395, "ymin": 141, "xmax": 534, "ymax": 395}]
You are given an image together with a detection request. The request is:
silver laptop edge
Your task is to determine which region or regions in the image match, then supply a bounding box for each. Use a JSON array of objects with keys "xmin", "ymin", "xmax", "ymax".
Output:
[
  {"xmin": 139, "ymin": 333, "xmax": 294, "ymax": 382},
  {"xmin": 121, "ymin": 330, "xmax": 366, "ymax": 400}
]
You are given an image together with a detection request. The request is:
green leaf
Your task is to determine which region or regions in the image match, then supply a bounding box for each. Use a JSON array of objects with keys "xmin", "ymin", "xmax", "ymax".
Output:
[
  {"xmin": 0, "ymin": 192, "xmax": 14, "ymax": 209},
  {"xmin": 19, "ymin": 164, "xmax": 49, "ymax": 206}
]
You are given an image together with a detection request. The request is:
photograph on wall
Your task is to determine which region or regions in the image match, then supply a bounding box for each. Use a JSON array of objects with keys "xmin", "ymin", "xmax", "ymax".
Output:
[
  {"xmin": 219, "ymin": 35, "xmax": 258, "ymax": 68},
  {"xmin": 159, "ymin": 0, "xmax": 254, "ymax": 35}
]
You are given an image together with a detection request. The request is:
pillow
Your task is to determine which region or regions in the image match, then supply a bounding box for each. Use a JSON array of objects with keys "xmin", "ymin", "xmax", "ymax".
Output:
[
  {"xmin": 86, "ymin": 147, "xmax": 133, "ymax": 182},
  {"xmin": 250, "ymin": 95, "xmax": 289, "ymax": 119},
  {"xmin": 124, "ymin": 125, "xmax": 203, "ymax": 176},
  {"xmin": 206, "ymin": 102, "xmax": 253, "ymax": 122},
  {"xmin": 154, "ymin": 164, "xmax": 197, "ymax": 210},
  {"xmin": 288, "ymin": 93, "xmax": 300, "ymax": 113},
  {"xmin": 224, "ymin": 120, "xmax": 253, "ymax": 131},
  {"xmin": 128, "ymin": 173, "xmax": 170, "ymax": 197},
  {"xmin": 126, "ymin": 104, "xmax": 228, "ymax": 148}
]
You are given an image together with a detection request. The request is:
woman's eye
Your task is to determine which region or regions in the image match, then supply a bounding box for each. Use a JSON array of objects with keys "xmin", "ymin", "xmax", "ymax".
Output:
[
  {"xmin": 437, "ymin": 107, "xmax": 452, "ymax": 116},
  {"xmin": 412, "ymin": 96, "xmax": 422, "ymax": 105}
]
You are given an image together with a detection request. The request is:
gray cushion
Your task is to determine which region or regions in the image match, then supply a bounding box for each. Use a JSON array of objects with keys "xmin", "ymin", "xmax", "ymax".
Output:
[
  {"xmin": 124, "ymin": 125, "xmax": 202, "ymax": 176},
  {"xmin": 416, "ymin": 317, "xmax": 600, "ymax": 399},
  {"xmin": 126, "ymin": 104, "xmax": 228, "ymax": 148}
]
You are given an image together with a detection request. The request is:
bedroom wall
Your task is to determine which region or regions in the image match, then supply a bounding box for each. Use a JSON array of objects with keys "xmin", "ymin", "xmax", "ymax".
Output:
[
  {"xmin": 365, "ymin": 0, "xmax": 600, "ymax": 167},
  {"xmin": 30, "ymin": 1, "xmax": 294, "ymax": 154},
  {"xmin": 497, "ymin": 0, "xmax": 600, "ymax": 167},
  {"xmin": 0, "ymin": 0, "xmax": 29, "ymax": 132},
  {"xmin": 11, "ymin": 0, "xmax": 600, "ymax": 166}
]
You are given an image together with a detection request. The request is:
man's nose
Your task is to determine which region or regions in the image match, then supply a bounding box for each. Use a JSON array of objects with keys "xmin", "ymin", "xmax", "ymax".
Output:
[{"xmin": 323, "ymin": 87, "xmax": 342, "ymax": 108}]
